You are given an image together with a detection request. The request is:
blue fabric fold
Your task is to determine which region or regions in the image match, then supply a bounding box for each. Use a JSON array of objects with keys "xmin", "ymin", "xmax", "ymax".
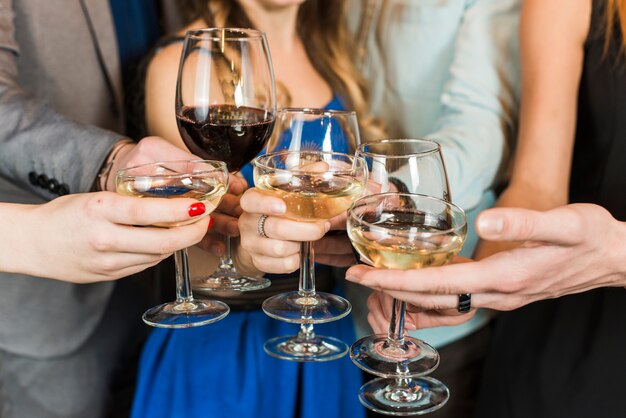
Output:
[{"xmin": 131, "ymin": 310, "xmax": 364, "ymax": 418}]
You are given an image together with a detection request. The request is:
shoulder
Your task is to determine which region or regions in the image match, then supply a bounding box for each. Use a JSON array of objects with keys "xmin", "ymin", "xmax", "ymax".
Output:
[
  {"xmin": 147, "ymin": 43, "xmax": 183, "ymax": 83},
  {"xmin": 521, "ymin": 0, "xmax": 591, "ymax": 45}
]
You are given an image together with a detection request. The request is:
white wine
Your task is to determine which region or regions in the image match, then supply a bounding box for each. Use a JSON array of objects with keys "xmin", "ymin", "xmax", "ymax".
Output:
[
  {"xmin": 255, "ymin": 172, "xmax": 365, "ymax": 221},
  {"xmin": 116, "ymin": 176, "xmax": 226, "ymax": 227},
  {"xmin": 348, "ymin": 211, "xmax": 465, "ymax": 270}
]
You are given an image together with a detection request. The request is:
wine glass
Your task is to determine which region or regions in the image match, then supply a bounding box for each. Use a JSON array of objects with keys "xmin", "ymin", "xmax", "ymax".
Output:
[
  {"xmin": 357, "ymin": 139, "xmax": 450, "ymax": 199},
  {"xmin": 347, "ymin": 193, "xmax": 467, "ymax": 415},
  {"xmin": 175, "ymin": 28, "xmax": 276, "ymax": 292},
  {"xmin": 253, "ymin": 151, "xmax": 367, "ymax": 361},
  {"xmin": 116, "ymin": 160, "xmax": 230, "ymax": 328},
  {"xmin": 267, "ymin": 108, "xmax": 360, "ymax": 154}
]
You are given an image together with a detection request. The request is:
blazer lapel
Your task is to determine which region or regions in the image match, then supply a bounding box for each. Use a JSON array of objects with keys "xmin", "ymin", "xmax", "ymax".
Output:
[{"xmin": 79, "ymin": 0, "xmax": 124, "ymax": 120}]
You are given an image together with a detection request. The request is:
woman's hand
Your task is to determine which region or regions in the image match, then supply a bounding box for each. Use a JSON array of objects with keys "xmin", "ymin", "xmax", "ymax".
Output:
[
  {"xmin": 238, "ymin": 188, "xmax": 330, "ymax": 273},
  {"xmin": 7, "ymin": 192, "xmax": 211, "ymax": 283},
  {"xmin": 346, "ymin": 204, "xmax": 626, "ymax": 329},
  {"xmin": 195, "ymin": 174, "xmax": 247, "ymax": 257}
]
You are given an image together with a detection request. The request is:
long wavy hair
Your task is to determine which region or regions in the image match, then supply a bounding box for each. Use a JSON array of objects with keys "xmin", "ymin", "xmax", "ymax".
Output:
[
  {"xmin": 605, "ymin": 0, "xmax": 626, "ymax": 54},
  {"xmin": 176, "ymin": 0, "xmax": 385, "ymax": 141}
]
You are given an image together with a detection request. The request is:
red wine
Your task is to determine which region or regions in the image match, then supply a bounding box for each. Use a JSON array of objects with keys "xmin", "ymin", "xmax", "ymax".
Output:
[{"xmin": 177, "ymin": 105, "xmax": 275, "ymax": 173}]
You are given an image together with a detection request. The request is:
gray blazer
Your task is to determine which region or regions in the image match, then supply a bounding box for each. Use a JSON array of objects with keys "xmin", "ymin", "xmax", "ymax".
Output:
[{"xmin": 0, "ymin": 0, "xmax": 129, "ymax": 358}]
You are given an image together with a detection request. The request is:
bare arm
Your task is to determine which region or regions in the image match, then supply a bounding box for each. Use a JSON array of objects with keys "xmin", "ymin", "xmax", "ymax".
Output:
[{"xmin": 475, "ymin": 0, "xmax": 591, "ymax": 259}]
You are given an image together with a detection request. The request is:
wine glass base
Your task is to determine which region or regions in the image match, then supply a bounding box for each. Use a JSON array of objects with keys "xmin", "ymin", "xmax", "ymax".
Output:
[
  {"xmin": 264, "ymin": 334, "xmax": 348, "ymax": 362},
  {"xmin": 350, "ymin": 334, "xmax": 439, "ymax": 378},
  {"xmin": 262, "ymin": 291, "xmax": 351, "ymax": 324},
  {"xmin": 142, "ymin": 299, "xmax": 230, "ymax": 329},
  {"xmin": 193, "ymin": 267, "xmax": 271, "ymax": 292},
  {"xmin": 358, "ymin": 376, "xmax": 449, "ymax": 416}
]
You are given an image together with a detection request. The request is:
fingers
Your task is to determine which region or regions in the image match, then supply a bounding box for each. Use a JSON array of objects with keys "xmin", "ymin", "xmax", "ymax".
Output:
[
  {"xmin": 195, "ymin": 234, "xmax": 226, "ymax": 257},
  {"xmin": 240, "ymin": 212, "xmax": 329, "ymax": 242},
  {"xmin": 250, "ymin": 253, "xmax": 300, "ymax": 274},
  {"xmin": 93, "ymin": 193, "xmax": 204, "ymax": 227},
  {"xmin": 90, "ymin": 252, "xmax": 169, "ymax": 278},
  {"xmin": 210, "ymin": 211, "xmax": 240, "ymax": 237},
  {"xmin": 346, "ymin": 260, "xmax": 497, "ymax": 295},
  {"xmin": 366, "ymin": 293, "xmax": 390, "ymax": 334},
  {"xmin": 217, "ymin": 193, "xmax": 243, "ymax": 218},
  {"xmin": 406, "ymin": 310, "xmax": 477, "ymax": 329},
  {"xmin": 228, "ymin": 173, "xmax": 247, "ymax": 196},
  {"xmin": 314, "ymin": 234, "xmax": 353, "ymax": 257},
  {"xmin": 476, "ymin": 207, "xmax": 582, "ymax": 245},
  {"xmin": 240, "ymin": 189, "xmax": 286, "ymax": 216},
  {"xmin": 327, "ymin": 211, "xmax": 348, "ymax": 231},
  {"xmin": 103, "ymin": 217, "xmax": 210, "ymax": 255}
]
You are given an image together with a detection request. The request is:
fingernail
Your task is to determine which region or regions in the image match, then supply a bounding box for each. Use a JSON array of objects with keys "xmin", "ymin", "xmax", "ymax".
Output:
[
  {"xmin": 406, "ymin": 322, "xmax": 417, "ymax": 331},
  {"xmin": 189, "ymin": 202, "xmax": 206, "ymax": 217},
  {"xmin": 207, "ymin": 216, "xmax": 214, "ymax": 230},
  {"xmin": 324, "ymin": 222, "xmax": 331, "ymax": 232},
  {"xmin": 345, "ymin": 275, "xmax": 358, "ymax": 282},
  {"xmin": 272, "ymin": 201, "xmax": 286, "ymax": 215},
  {"xmin": 477, "ymin": 215, "xmax": 503, "ymax": 236}
]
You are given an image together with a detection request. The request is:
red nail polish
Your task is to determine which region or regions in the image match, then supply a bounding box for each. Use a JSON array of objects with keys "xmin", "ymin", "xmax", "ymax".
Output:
[
  {"xmin": 188, "ymin": 202, "xmax": 206, "ymax": 217},
  {"xmin": 207, "ymin": 216, "xmax": 214, "ymax": 230}
]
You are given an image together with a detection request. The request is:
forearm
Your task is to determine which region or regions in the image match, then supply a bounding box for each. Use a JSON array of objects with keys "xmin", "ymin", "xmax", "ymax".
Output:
[{"xmin": 426, "ymin": 0, "xmax": 521, "ymax": 211}]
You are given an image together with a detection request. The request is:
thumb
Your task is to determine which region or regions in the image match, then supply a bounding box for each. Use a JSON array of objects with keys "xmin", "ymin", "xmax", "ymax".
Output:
[{"xmin": 476, "ymin": 207, "xmax": 579, "ymax": 245}]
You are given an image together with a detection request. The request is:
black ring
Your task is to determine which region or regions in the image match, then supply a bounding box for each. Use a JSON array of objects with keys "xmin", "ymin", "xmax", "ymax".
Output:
[{"xmin": 458, "ymin": 293, "xmax": 472, "ymax": 313}]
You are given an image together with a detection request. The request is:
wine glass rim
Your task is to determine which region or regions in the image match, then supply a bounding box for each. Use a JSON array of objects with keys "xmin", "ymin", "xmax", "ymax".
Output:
[
  {"xmin": 358, "ymin": 139, "xmax": 441, "ymax": 158},
  {"xmin": 349, "ymin": 192, "xmax": 467, "ymax": 235},
  {"xmin": 185, "ymin": 27, "xmax": 265, "ymax": 41},
  {"xmin": 253, "ymin": 150, "xmax": 365, "ymax": 173},
  {"xmin": 116, "ymin": 159, "xmax": 228, "ymax": 179},
  {"xmin": 278, "ymin": 107, "xmax": 357, "ymax": 117}
]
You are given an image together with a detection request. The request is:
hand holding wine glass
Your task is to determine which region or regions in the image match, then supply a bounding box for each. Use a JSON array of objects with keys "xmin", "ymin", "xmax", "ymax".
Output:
[
  {"xmin": 116, "ymin": 160, "xmax": 230, "ymax": 328},
  {"xmin": 253, "ymin": 150, "xmax": 367, "ymax": 361},
  {"xmin": 4, "ymin": 192, "xmax": 211, "ymax": 283},
  {"xmin": 347, "ymin": 193, "xmax": 467, "ymax": 415}
]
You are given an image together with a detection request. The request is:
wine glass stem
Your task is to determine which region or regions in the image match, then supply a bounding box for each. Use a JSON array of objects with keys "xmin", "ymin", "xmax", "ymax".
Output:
[
  {"xmin": 174, "ymin": 248, "xmax": 195, "ymax": 303},
  {"xmin": 387, "ymin": 298, "xmax": 406, "ymax": 346},
  {"xmin": 218, "ymin": 236, "xmax": 236, "ymax": 271},
  {"xmin": 298, "ymin": 322, "xmax": 316, "ymax": 341},
  {"xmin": 298, "ymin": 241, "xmax": 316, "ymax": 297}
]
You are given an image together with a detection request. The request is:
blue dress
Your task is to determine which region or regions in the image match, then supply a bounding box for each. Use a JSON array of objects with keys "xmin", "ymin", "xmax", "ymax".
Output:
[{"xmin": 131, "ymin": 96, "xmax": 365, "ymax": 418}]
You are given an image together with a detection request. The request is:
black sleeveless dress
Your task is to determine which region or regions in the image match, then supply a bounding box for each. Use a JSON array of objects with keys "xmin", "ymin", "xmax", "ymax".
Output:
[{"xmin": 475, "ymin": 2, "xmax": 626, "ymax": 417}]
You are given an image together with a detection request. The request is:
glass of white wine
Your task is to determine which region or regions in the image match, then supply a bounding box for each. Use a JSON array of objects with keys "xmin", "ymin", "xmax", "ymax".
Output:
[
  {"xmin": 347, "ymin": 193, "xmax": 467, "ymax": 415},
  {"xmin": 116, "ymin": 160, "xmax": 230, "ymax": 328},
  {"xmin": 253, "ymin": 150, "xmax": 367, "ymax": 361}
]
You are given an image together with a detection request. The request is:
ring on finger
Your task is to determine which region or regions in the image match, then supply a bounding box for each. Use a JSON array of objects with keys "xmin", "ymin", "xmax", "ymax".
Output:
[
  {"xmin": 258, "ymin": 214, "xmax": 269, "ymax": 238},
  {"xmin": 457, "ymin": 293, "xmax": 471, "ymax": 313}
]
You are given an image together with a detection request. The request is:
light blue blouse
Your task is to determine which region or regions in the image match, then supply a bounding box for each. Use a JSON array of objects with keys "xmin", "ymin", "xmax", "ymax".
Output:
[{"xmin": 347, "ymin": 0, "xmax": 521, "ymax": 347}]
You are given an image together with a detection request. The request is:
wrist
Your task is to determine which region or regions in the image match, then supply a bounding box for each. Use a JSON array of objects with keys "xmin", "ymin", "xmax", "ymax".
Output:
[
  {"xmin": 98, "ymin": 140, "xmax": 135, "ymax": 192},
  {"xmin": 615, "ymin": 221, "xmax": 626, "ymax": 285},
  {"xmin": 0, "ymin": 204, "xmax": 39, "ymax": 276}
]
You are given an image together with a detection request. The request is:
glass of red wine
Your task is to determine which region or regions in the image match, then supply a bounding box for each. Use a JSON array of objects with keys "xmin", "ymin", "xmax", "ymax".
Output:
[{"xmin": 176, "ymin": 28, "xmax": 276, "ymax": 292}]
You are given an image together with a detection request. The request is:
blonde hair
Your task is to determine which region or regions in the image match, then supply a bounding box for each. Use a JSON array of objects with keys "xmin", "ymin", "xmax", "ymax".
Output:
[
  {"xmin": 178, "ymin": 0, "xmax": 385, "ymax": 141},
  {"xmin": 605, "ymin": 0, "xmax": 626, "ymax": 54}
]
